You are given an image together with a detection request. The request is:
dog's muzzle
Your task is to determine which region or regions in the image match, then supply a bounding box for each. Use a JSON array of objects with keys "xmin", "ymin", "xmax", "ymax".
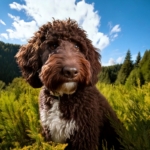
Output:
[{"xmin": 56, "ymin": 82, "xmax": 78, "ymax": 95}]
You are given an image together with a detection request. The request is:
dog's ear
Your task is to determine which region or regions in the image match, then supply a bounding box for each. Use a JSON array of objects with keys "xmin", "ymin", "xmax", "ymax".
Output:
[
  {"xmin": 86, "ymin": 43, "xmax": 101, "ymax": 85},
  {"xmin": 15, "ymin": 22, "xmax": 51, "ymax": 88},
  {"xmin": 15, "ymin": 40, "xmax": 43, "ymax": 88}
]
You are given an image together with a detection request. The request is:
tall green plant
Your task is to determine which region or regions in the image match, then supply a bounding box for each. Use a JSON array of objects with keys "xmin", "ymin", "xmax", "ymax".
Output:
[
  {"xmin": 1, "ymin": 78, "xmax": 150, "ymax": 149},
  {"xmin": 115, "ymin": 50, "xmax": 133, "ymax": 84},
  {"xmin": 0, "ymin": 78, "xmax": 67, "ymax": 150},
  {"xmin": 97, "ymin": 82, "xmax": 150, "ymax": 150}
]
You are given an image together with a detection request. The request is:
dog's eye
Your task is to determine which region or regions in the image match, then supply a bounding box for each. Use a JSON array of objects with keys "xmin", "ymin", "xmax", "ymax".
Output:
[
  {"xmin": 49, "ymin": 43, "xmax": 58, "ymax": 50},
  {"xmin": 74, "ymin": 44, "xmax": 79, "ymax": 51}
]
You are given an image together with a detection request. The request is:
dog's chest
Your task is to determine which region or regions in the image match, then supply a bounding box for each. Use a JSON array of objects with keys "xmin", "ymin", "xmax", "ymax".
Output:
[{"xmin": 40, "ymin": 99, "xmax": 77, "ymax": 143}]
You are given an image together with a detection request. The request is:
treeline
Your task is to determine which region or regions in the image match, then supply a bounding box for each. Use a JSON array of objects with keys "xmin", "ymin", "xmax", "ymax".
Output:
[
  {"xmin": 99, "ymin": 50, "xmax": 150, "ymax": 86},
  {"xmin": 0, "ymin": 40, "xmax": 150, "ymax": 86},
  {"xmin": 0, "ymin": 41, "xmax": 21, "ymax": 84}
]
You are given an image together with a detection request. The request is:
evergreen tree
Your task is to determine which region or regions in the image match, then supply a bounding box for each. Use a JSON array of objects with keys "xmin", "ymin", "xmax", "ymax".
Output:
[
  {"xmin": 0, "ymin": 41, "xmax": 21, "ymax": 84},
  {"xmin": 99, "ymin": 64, "xmax": 122, "ymax": 84},
  {"xmin": 126, "ymin": 50, "xmax": 150, "ymax": 86},
  {"xmin": 99, "ymin": 68, "xmax": 111, "ymax": 84},
  {"xmin": 134, "ymin": 52, "xmax": 141, "ymax": 67},
  {"xmin": 139, "ymin": 50, "xmax": 150, "ymax": 83},
  {"xmin": 108, "ymin": 64, "xmax": 122, "ymax": 83},
  {"xmin": 115, "ymin": 50, "xmax": 133, "ymax": 84},
  {"xmin": 125, "ymin": 68, "xmax": 144, "ymax": 87}
]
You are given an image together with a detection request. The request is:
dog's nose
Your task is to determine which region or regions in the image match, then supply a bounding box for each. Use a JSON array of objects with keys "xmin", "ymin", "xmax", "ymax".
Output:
[{"xmin": 63, "ymin": 67, "xmax": 78, "ymax": 78}]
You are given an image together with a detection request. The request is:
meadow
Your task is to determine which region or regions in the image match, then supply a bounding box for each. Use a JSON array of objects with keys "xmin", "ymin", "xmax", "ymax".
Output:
[{"xmin": 0, "ymin": 78, "xmax": 150, "ymax": 150}]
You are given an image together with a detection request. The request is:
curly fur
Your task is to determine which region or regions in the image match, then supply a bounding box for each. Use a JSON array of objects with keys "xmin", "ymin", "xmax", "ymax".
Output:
[{"xmin": 15, "ymin": 18, "xmax": 123, "ymax": 150}]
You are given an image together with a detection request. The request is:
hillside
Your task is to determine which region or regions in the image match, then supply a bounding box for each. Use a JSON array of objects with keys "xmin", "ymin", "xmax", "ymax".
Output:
[{"xmin": 0, "ymin": 41, "xmax": 21, "ymax": 84}]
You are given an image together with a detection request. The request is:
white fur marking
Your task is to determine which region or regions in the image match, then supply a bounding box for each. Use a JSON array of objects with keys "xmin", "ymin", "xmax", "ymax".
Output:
[
  {"xmin": 57, "ymin": 82, "xmax": 77, "ymax": 95},
  {"xmin": 40, "ymin": 99, "xmax": 78, "ymax": 143}
]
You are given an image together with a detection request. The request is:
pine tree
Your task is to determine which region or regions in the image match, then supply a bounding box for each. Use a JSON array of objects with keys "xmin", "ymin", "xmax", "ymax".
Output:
[
  {"xmin": 98, "ymin": 68, "xmax": 111, "ymax": 84},
  {"xmin": 125, "ymin": 68, "xmax": 144, "ymax": 87},
  {"xmin": 99, "ymin": 64, "xmax": 122, "ymax": 84},
  {"xmin": 134, "ymin": 52, "xmax": 141, "ymax": 67},
  {"xmin": 115, "ymin": 50, "xmax": 133, "ymax": 84},
  {"xmin": 139, "ymin": 50, "xmax": 150, "ymax": 83},
  {"xmin": 0, "ymin": 41, "xmax": 21, "ymax": 84}
]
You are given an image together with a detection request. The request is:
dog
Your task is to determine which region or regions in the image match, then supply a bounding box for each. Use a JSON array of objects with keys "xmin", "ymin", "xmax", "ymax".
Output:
[{"xmin": 15, "ymin": 19, "xmax": 123, "ymax": 150}]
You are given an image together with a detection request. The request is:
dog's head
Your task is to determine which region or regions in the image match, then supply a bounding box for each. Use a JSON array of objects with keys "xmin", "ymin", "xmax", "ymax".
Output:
[{"xmin": 15, "ymin": 19, "xmax": 101, "ymax": 94}]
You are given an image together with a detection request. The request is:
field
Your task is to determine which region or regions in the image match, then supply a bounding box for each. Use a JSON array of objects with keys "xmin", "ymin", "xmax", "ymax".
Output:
[{"xmin": 0, "ymin": 78, "xmax": 150, "ymax": 150}]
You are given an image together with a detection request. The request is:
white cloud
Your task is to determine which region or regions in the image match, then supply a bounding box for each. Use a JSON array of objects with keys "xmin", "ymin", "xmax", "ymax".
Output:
[
  {"xmin": 108, "ymin": 58, "xmax": 116, "ymax": 65},
  {"xmin": 6, "ymin": 16, "xmax": 38, "ymax": 41},
  {"xmin": 103, "ymin": 56, "xmax": 124, "ymax": 66},
  {"xmin": 116, "ymin": 56, "xmax": 124, "ymax": 64},
  {"xmin": 8, "ymin": 13, "xmax": 20, "ymax": 21},
  {"xmin": 9, "ymin": 2, "xmax": 26, "ymax": 11},
  {"xmin": 110, "ymin": 24, "xmax": 121, "ymax": 34},
  {"xmin": 109, "ymin": 24, "xmax": 121, "ymax": 41},
  {"xmin": 1, "ymin": 0, "xmax": 121, "ymax": 51},
  {"xmin": 113, "ymin": 34, "xmax": 118, "ymax": 38},
  {"xmin": 0, "ymin": 33, "xmax": 8, "ymax": 39},
  {"xmin": 0, "ymin": 19, "xmax": 6, "ymax": 25},
  {"xmin": 102, "ymin": 58, "xmax": 116, "ymax": 66},
  {"xmin": 1, "ymin": 0, "xmax": 111, "ymax": 50}
]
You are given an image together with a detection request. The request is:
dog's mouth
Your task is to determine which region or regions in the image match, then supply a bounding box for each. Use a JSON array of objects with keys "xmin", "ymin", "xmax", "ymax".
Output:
[{"xmin": 56, "ymin": 82, "xmax": 78, "ymax": 95}]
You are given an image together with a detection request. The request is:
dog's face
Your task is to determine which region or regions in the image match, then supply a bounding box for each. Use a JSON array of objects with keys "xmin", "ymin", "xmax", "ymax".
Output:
[
  {"xmin": 39, "ymin": 40, "xmax": 91, "ymax": 95},
  {"xmin": 15, "ymin": 19, "xmax": 101, "ymax": 94}
]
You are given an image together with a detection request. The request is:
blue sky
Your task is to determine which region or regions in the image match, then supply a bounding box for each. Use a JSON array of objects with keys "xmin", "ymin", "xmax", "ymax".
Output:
[{"xmin": 0, "ymin": 0, "xmax": 150, "ymax": 66}]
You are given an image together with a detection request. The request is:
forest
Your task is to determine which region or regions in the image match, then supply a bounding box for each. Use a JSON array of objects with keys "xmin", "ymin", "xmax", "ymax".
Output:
[
  {"xmin": 0, "ymin": 41, "xmax": 21, "ymax": 84},
  {"xmin": 0, "ymin": 41, "xmax": 150, "ymax": 149}
]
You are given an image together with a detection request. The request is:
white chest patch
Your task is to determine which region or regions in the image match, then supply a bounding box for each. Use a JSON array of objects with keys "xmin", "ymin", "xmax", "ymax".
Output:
[{"xmin": 40, "ymin": 99, "xmax": 78, "ymax": 143}]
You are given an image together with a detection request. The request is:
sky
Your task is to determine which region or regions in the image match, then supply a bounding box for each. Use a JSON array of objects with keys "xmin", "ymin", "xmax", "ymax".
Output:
[{"xmin": 0, "ymin": 0, "xmax": 150, "ymax": 66}]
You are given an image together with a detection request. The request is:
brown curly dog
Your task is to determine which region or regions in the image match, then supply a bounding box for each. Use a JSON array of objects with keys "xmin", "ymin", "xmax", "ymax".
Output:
[{"xmin": 15, "ymin": 19, "xmax": 123, "ymax": 150}]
